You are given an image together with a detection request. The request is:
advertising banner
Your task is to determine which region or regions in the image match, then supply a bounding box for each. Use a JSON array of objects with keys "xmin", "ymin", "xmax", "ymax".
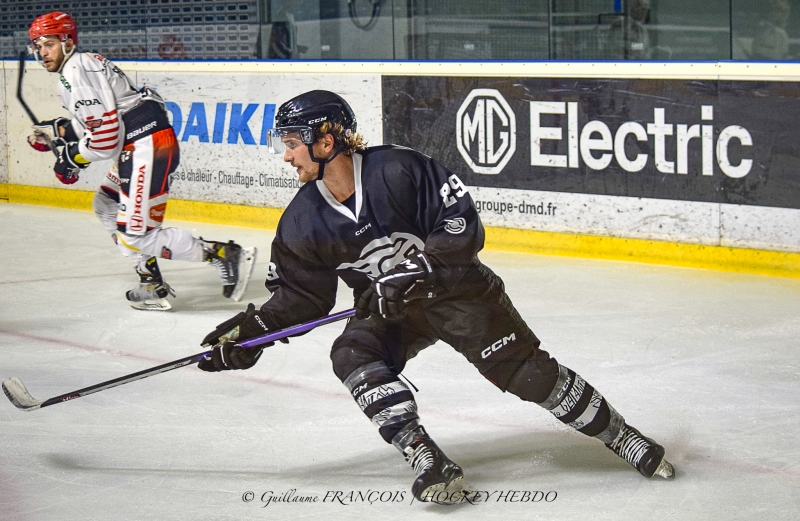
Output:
[
  {"xmin": 139, "ymin": 71, "xmax": 382, "ymax": 209},
  {"xmin": 3, "ymin": 63, "xmax": 382, "ymax": 208},
  {"xmin": 383, "ymin": 76, "xmax": 800, "ymax": 250}
]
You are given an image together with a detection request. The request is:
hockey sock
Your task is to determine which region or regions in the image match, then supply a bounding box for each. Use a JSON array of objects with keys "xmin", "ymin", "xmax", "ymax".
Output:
[
  {"xmin": 536, "ymin": 364, "xmax": 624, "ymax": 444},
  {"xmin": 137, "ymin": 255, "xmax": 161, "ymax": 277},
  {"xmin": 343, "ymin": 361, "xmax": 419, "ymax": 443}
]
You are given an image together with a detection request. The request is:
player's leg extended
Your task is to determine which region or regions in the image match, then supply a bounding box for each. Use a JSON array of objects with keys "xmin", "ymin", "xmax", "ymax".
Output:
[
  {"xmin": 92, "ymin": 171, "xmax": 121, "ymax": 236},
  {"xmin": 330, "ymin": 317, "xmax": 474, "ymax": 504},
  {"xmin": 111, "ymin": 140, "xmax": 177, "ymax": 309},
  {"xmin": 504, "ymin": 356, "xmax": 674, "ymax": 478},
  {"xmin": 118, "ymin": 130, "xmax": 256, "ymax": 302},
  {"xmin": 434, "ymin": 261, "xmax": 675, "ymax": 479},
  {"xmin": 92, "ymin": 166, "xmax": 171, "ymax": 310}
]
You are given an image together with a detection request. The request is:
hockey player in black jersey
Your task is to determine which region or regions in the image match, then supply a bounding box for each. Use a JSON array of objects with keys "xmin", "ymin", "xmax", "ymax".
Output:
[{"xmin": 197, "ymin": 90, "xmax": 675, "ymax": 503}]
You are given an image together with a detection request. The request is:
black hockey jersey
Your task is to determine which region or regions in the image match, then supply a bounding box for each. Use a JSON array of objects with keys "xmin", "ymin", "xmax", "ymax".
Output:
[{"xmin": 261, "ymin": 145, "xmax": 485, "ymax": 328}]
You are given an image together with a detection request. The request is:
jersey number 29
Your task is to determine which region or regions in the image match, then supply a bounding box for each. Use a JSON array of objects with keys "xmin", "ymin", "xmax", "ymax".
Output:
[{"xmin": 440, "ymin": 174, "xmax": 467, "ymax": 208}]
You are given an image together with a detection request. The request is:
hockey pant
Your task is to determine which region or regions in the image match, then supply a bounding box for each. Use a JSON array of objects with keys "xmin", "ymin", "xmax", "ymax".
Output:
[
  {"xmin": 332, "ymin": 261, "xmax": 624, "ymax": 449},
  {"xmin": 92, "ymin": 128, "xmax": 204, "ymax": 270}
]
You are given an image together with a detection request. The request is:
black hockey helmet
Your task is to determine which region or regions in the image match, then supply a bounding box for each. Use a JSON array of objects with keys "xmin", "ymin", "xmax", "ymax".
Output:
[
  {"xmin": 267, "ymin": 90, "xmax": 356, "ymax": 153},
  {"xmin": 267, "ymin": 90, "xmax": 358, "ymax": 179}
]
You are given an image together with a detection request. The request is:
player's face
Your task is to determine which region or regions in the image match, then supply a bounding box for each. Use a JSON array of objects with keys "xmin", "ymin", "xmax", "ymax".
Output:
[
  {"xmin": 35, "ymin": 36, "xmax": 71, "ymax": 72},
  {"xmin": 281, "ymin": 133, "xmax": 319, "ymax": 183}
]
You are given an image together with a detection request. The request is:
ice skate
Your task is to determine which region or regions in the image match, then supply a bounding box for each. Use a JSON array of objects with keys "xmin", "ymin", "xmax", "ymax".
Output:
[
  {"xmin": 402, "ymin": 427, "xmax": 476, "ymax": 505},
  {"xmin": 126, "ymin": 258, "xmax": 175, "ymax": 311},
  {"xmin": 204, "ymin": 240, "xmax": 257, "ymax": 301},
  {"xmin": 606, "ymin": 423, "xmax": 675, "ymax": 479}
]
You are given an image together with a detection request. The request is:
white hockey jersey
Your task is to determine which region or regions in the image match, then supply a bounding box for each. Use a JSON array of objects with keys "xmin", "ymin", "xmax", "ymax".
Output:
[{"xmin": 56, "ymin": 52, "xmax": 143, "ymax": 163}]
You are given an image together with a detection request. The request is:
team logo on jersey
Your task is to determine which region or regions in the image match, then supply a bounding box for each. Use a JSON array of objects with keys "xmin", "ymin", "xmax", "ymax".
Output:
[
  {"xmin": 444, "ymin": 217, "xmax": 467, "ymax": 234},
  {"xmin": 456, "ymin": 88, "xmax": 516, "ymax": 175},
  {"xmin": 86, "ymin": 116, "xmax": 103, "ymax": 131},
  {"xmin": 337, "ymin": 232, "xmax": 425, "ymax": 279},
  {"xmin": 75, "ymin": 99, "xmax": 102, "ymax": 110}
]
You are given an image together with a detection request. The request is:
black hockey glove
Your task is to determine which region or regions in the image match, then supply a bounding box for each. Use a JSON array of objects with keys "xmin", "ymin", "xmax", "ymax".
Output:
[
  {"xmin": 198, "ymin": 341, "xmax": 263, "ymax": 372},
  {"xmin": 36, "ymin": 117, "xmax": 78, "ymax": 140},
  {"xmin": 198, "ymin": 303, "xmax": 287, "ymax": 372},
  {"xmin": 54, "ymin": 142, "xmax": 89, "ymax": 185},
  {"xmin": 29, "ymin": 117, "xmax": 74, "ymax": 152},
  {"xmin": 355, "ymin": 251, "xmax": 437, "ymax": 320}
]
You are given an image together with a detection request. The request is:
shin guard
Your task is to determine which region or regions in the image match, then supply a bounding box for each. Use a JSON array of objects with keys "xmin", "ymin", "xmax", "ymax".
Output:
[
  {"xmin": 343, "ymin": 361, "xmax": 419, "ymax": 443},
  {"xmin": 538, "ymin": 364, "xmax": 624, "ymax": 444}
]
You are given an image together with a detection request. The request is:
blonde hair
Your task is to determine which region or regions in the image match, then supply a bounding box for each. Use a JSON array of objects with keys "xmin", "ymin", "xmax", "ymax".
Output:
[{"xmin": 315, "ymin": 122, "xmax": 367, "ymax": 156}]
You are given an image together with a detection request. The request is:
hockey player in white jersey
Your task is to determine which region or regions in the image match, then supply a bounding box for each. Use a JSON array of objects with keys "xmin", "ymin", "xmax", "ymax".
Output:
[
  {"xmin": 27, "ymin": 12, "xmax": 256, "ymax": 310},
  {"xmin": 196, "ymin": 90, "xmax": 675, "ymax": 504}
]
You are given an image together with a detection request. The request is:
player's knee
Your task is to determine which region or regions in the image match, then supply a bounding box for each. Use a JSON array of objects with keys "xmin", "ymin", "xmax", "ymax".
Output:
[
  {"xmin": 502, "ymin": 355, "xmax": 562, "ymax": 403},
  {"xmin": 331, "ymin": 345, "xmax": 380, "ymax": 382},
  {"xmin": 92, "ymin": 191, "xmax": 117, "ymax": 228},
  {"xmin": 330, "ymin": 330, "xmax": 391, "ymax": 381}
]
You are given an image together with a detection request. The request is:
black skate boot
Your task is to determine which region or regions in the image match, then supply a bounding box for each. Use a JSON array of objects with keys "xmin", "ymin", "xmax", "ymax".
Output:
[
  {"xmin": 126, "ymin": 257, "xmax": 175, "ymax": 311},
  {"xmin": 203, "ymin": 240, "xmax": 257, "ymax": 301},
  {"xmin": 606, "ymin": 423, "xmax": 675, "ymax": 479},
  {"xmin": 399, "ymin": 426, "xmax": 475, "ymax": 504}
]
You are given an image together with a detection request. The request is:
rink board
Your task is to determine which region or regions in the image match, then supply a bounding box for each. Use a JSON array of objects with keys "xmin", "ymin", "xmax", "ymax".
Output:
[
  {"xmin": 3, "ymin": 59, "xmax": 800, "ymax": 268},
  {"xmin": 0, "ymin": 62, "xmax": 7, "ymax": 187}
]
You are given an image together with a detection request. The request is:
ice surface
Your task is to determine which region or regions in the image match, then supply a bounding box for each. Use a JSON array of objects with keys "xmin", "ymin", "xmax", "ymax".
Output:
[{"xmin": 1, "ymin": 202, "xmax": 799, "ymax": 520}]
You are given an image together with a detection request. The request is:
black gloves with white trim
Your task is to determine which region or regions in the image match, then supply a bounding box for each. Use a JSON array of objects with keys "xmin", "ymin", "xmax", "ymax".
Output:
[
  {"xmin": 27, "ymin": 117, "xmax": 89, "ymax": 184},
  {"xmin": 355, "ymin": 250, "xmax": 437, "ymax": 320},
  {"xmin": 28, "ymin": 117, "xmax": 73, "ymax": 152},
  {"xmin": 198, "ymin": 303, "xmax": 287, "ymax": 372},
  {"xmin": 54, "ymin": 142, "xmax": 90, "ymax": 185}
]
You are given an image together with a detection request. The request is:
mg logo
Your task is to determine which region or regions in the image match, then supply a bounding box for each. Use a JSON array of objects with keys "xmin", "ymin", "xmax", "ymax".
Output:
[{"xmin": 456, "ymin": 89, "xmax": 516, "ymax": 175}]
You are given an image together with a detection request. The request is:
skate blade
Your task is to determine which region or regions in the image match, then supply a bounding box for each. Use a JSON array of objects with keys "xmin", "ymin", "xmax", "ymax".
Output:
[
  {"xmin": 130, "ymin": 298, "xmax": 172, "ymax": 311},
  {"xmin": 230, "ymin": 247, "xmax": 257, "ymax": 302},
  {"xmin": 653, "ymin": 458, "xmax": 675, "ymax": 479},
  {"xmin": 419, "ymin": 476, "xmax": 478, "ymax": 505}
]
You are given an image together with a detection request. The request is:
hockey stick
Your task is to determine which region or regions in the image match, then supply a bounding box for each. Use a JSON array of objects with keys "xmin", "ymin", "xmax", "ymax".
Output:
[
  {"xmin": 2, "ymin": 308, "xmax": 356, "ymax": 412},
  {"xmin": 17, "ymin": 50, "xmax": 59, "ymax": 158}
]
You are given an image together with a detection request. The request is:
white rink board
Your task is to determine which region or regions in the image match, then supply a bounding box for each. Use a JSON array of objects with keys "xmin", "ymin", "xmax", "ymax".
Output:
[
  {"xmin": 3, "ymin": 59, "xmax": 115, "ymax": 190},
  {"xmin": 136, "ymin": 71, "xmax": 382, "ymax": 208},
  {"xmin": 0, "ymin": 62, "xmax": 8, "ymax": 184},
  {"xmin": 470, "ymin": 186, "xmax": 721, "ymax": 245},
  {"xmin": 471, "ymin": 186, "xmax": 800, "ymax": 251},
  {"xmin": 719, "ymin": 204, "xmax": 800, "ymax": 252},
  {"xmin": 3, "ymin": 59, "xmax": 800, "ymax": 253},
  {"xmin": 2, "ymin": 61, "xmax": 382, "ymax": 207}
]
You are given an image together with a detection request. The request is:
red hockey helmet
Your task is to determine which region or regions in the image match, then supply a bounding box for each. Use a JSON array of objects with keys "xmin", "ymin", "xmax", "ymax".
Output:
[{"xmin": 29, "ymin": 12, "xmax": 78, "ymax": 46}]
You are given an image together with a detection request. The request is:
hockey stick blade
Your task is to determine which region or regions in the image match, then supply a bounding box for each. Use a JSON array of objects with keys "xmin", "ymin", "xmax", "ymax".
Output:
[
  {"xmin": 2, "ymin": 308, "xmax": 356, "ymax": 411},
  {"xmin": 3, "ymin": 377, "xmax": 44, "ymax": 411}
]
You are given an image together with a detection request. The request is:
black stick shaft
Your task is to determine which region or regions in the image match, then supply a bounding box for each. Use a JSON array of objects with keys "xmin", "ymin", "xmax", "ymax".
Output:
[
  {"xmin": 17, "ymin": 50, "xmax": 60, "ymax": 158},
  {"xmin": 34, "ymin": 308, "xmax": 356, "ymax": 409},
  {"xmin": 17, "ymin": 51, "xmax": 41, "ymax": 124}
]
